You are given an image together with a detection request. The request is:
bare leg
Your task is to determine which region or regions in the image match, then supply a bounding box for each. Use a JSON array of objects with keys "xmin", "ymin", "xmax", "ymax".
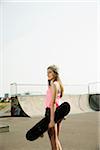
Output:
[
  {"xmin": 48, "ymin": 127, "xmax": 58, "ymax": 150},
  {"xmin": 47, "ymin": 122, "xmax": 62, "ymax": 150},
  {"xmin": 56, "ymin": 121, "xmax": 62, "ymax": 150},
  {"xmin": 57, "ymin": 122, "xmax": 61, "ymax": 137}
]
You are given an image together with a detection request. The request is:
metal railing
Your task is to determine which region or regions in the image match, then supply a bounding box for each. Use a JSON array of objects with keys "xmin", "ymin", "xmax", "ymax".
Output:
[{"xmin": 10, "ymin": 82, "xmax": 100, "ymax": 96}]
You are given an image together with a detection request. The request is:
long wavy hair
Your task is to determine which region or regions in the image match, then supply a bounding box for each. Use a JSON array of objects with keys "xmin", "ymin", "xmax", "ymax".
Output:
[{"xmin": 47, "ymin": 65, "xmax": 64, "ymax": 98}]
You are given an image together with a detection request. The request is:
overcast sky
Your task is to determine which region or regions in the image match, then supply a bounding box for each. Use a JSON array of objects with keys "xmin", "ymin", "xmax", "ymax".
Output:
[{"xmin": 0, "ymin": 0, "xmax": 100, "ymax": 96}]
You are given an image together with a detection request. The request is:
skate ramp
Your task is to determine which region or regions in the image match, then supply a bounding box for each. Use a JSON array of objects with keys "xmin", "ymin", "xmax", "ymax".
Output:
[
  {"xmin": 62, "ymin": 94, "xmax": 94, "ymax": 114},
  {"xmin": 15, "ymin": 94, "xmax": 96, "ymax": 117},
  {"xmin": 18, "ymin": 96, "xmax": 45, "ymax": 117}
]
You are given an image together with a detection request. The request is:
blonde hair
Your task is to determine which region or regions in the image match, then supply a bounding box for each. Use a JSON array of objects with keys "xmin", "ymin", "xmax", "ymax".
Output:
[{"xmin": 47, "ymin": 65, "xmax": 64, "ymax": 97}]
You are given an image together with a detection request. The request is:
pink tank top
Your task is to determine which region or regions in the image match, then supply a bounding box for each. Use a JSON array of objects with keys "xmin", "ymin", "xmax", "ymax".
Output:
[{"xmin": 45, "ymin": 81, "xmax": 61, "ymax": 108}]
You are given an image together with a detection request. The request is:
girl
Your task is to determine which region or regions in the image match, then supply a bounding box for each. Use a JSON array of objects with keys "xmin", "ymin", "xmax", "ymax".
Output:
[{"xmin": 45, "ymin": 65, "xmax": 64, "ymax": 150}]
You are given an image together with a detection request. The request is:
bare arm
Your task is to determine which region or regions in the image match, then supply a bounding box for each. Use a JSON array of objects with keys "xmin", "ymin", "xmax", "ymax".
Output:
[{"xmin": 49, "ymin": 82, "xmax": 57, "ymax": 127}]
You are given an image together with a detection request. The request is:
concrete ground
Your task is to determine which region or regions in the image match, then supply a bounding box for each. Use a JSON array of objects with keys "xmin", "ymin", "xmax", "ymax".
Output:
[{"xmin": 0, "ymin": 112, "xmax": 99, "ymax": 150}]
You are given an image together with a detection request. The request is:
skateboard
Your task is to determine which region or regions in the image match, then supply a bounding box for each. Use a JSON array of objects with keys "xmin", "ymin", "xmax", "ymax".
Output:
[{"xmin": 26, "ymin": 102, "xmax": 70, "ymax": 141}]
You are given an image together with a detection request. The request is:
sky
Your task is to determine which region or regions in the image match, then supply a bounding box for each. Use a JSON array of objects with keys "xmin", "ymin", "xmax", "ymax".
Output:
[{"xmin": 0, "ymin": 0, "xmax": 100, "ymax": 96}]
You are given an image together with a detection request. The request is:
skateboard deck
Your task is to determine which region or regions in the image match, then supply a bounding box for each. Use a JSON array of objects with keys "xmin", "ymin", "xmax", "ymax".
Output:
[{"xmin": 26, "ymin": 102, "xmax": 70, "ymax": 141}]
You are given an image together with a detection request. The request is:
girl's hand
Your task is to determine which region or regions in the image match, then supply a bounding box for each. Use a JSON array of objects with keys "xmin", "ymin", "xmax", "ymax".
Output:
[{"xmin": 48, "ymin": 121, "xmax": 55, "ymax": 128}]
